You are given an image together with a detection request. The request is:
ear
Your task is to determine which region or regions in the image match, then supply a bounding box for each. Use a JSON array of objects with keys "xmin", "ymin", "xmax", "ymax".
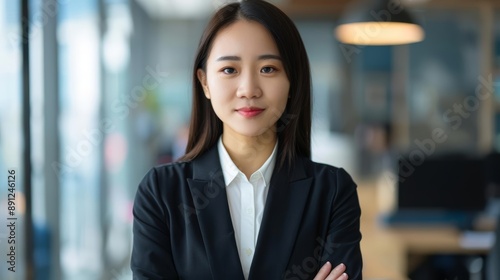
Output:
[{"xmin": 197, "ymin": 68, "xmax": 210, "ymax": 99}]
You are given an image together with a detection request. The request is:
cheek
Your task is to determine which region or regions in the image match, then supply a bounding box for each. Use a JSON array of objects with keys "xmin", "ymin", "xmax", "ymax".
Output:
[
  {"xmin": 207, "ymin": 77, "xmax": 229, "ymax": 99},
  {"xmin": 268, "ymin": 80, "xmax": 290, "ymax": 109},
  {"xmin": 207, "ymin": 73, "xmax": 234, "ymax": 94},
  {"xmin": 206, "ymin": 78, "xmax": 233, "ymax": 117},
  {"xmin": 209, "ymin": 87, "xmax": 233, "ymax": 106}
]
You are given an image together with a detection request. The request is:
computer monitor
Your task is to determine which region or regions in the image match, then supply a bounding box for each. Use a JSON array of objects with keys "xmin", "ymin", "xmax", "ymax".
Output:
[
  {"xmin": 484, "ymin": 151, "xmax": 500, "ymax": 198},
  {"xmin": 397, "ymin": 154, "xmax": 487, "ymax": 212}
]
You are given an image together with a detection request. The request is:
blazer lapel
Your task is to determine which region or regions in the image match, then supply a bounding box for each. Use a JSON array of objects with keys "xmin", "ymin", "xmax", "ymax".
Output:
[
  {"xmin": 187, "ymin": 144, "xmax": 245, "ymax": 280},
  {"xmin": 249, "ymin": 157, "xmax": 313, "ymax": 279}
]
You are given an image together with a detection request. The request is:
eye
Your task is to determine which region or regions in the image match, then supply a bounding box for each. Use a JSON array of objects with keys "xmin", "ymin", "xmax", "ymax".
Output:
[
  {"xmin": 222, "ymin": 67, "xmax": 237, "ymax": 74},
  {"xmin": 261, "ymin": 66, "xmax": 277, "ymax": 74}
]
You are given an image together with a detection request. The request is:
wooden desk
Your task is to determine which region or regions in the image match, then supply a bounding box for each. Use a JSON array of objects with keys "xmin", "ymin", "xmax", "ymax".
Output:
[{"xmin": 357, "ymin": 183, "xmax": 491, "ymax": 280}]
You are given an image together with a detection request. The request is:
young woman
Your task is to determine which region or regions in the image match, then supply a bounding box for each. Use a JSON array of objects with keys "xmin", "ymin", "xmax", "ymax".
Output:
[{"xmin": 131, "ymin": 1, "xmax": 363, "ymax": 279}]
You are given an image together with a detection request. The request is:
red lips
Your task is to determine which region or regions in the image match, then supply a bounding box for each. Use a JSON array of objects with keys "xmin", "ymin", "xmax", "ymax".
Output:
[{"xmin": 236, "ymin": 107, "xmax": 264, "ymax": 118}]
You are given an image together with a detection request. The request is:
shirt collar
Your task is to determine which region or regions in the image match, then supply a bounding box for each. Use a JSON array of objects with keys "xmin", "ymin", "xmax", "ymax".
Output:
[{"xmin": 217, "ymin": 135, "xmax": 278, "ymax": 187}]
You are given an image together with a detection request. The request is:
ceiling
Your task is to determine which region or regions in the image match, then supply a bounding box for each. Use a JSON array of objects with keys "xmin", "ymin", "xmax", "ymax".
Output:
[
  {"xmin": 134, "ymin": 0, "xmax": 500, "ymax": 20},
  {"xmin": 279, "ymin": 0, "xmax": 500, "ymax": 18}
]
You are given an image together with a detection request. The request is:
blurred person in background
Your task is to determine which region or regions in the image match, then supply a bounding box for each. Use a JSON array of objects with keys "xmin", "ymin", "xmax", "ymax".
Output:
[{"xmin": 131, "ymin": 1, "xmax": 362, "ymax": 279}]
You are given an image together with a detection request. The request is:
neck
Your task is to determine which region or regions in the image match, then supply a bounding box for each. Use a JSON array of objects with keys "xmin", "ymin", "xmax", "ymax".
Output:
[{"xmin": 221, "ymin": 131, "xmax": 277, "ymax": 179}]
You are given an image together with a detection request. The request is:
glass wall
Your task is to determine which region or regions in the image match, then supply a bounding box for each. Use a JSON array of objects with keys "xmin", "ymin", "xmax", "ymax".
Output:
[
  {"xmin": 1, "ymin": 1, "xmax": 499, "ymax": 279},
  {"xmin": 29, "ymin": 0, "xmax": 48, "ymax": 278},
  {"xmin": 57, "ymin": 1, "xmax": 102, "ymax": 279},
  {"xmin": 0, "ymin": 1, "xmax": 25, "ymax": 279}
]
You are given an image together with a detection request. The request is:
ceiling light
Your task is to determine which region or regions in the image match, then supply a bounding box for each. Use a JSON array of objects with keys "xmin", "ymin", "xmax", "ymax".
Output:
[{"xmin": 335, "ymin": 0, "xmax": 425, "ymax": 45}]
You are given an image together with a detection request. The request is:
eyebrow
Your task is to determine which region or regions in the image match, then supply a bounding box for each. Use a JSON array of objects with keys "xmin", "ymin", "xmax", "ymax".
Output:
[{"xmin": 215, "ymin": 54, "xmax": 282, "ymax": 61}]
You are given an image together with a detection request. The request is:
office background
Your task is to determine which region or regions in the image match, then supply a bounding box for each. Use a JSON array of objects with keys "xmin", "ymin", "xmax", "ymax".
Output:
[{"xmin": 1, "ymin": 0, "xmax": 500, "ymax": 279}]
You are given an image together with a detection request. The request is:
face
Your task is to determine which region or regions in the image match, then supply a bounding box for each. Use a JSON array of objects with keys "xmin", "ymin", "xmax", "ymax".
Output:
[{"xmin": 197, "ymin": 20, "xmax": 290, "ymax": 139}]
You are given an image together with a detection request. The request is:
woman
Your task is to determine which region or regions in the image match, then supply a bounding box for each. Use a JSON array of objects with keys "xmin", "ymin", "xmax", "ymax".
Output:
[{"xmin": 131, "ymin": 1, "xmax": 363, "ymax": 279}]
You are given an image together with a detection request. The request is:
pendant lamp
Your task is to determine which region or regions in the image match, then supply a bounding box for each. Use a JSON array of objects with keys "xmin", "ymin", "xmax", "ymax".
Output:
[{"xmin": 335, "ymin": 0, "xmax": 425, "ymax": 45}]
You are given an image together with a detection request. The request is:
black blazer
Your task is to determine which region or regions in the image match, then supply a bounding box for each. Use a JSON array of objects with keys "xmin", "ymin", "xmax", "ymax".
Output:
[{"xmin": 131, "ymin": 144, "xmax": 363, "ymax": 280}]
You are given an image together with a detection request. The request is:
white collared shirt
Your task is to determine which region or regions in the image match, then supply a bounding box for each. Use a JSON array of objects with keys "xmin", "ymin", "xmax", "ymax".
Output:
[{"xmin": 217, "ymin": 136, "xmax": 278, "ymax": 280}]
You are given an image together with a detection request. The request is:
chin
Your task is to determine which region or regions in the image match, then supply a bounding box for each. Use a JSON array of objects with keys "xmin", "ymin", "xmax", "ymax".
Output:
[{"xmin": 232, "ymin": 126, "xmax": 275, "ymax": 138}]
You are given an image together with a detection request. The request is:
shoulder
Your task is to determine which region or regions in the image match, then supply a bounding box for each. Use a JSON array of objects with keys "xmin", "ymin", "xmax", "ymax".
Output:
[
  {"xmin": 141, "ymin": 162, "xmax": 192, "ymax": 184},
  {"xmin": 300, "ymin": 158, "xmax": 358, "ymax": 201},
  {"xmin": 134, "ymin": 161, "xmax": 195, "ymax": 214},
  {"xmin": 303, "ymin": 159, "xmax": 361, "ymax": 216},
  {"xmin": 146, "ymin": 161, "xmax": 192, "ymax": 182},
  {"xmin": 303, "ymin": 158, "xmax": 355, "ymax": 185},
  {"xmin": 136, "ymin": 161, "xmax": 193, "ymax": 197}
]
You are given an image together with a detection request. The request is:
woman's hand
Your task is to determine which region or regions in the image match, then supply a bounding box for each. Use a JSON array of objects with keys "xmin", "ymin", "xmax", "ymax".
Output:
[{"xmin": 313, "ymin": 262, "xmax": 348, "ymax": 280}]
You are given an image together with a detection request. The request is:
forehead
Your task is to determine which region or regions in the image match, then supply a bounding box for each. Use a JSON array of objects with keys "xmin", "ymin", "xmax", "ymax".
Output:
[{"xmin": 208, "ymin": 20, "xmax": 280, "ymax": 58}]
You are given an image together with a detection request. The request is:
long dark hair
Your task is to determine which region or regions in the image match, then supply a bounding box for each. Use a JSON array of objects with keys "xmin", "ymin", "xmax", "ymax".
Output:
[{"xmin": 178, "ymin": 0, "xmax": 311, "ymax": 171}]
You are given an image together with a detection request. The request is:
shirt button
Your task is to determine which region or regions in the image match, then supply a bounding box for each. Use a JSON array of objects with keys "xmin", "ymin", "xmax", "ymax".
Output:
[
  {"xmin": 246, "ymin": 208, "xmax": 253, "ymax": 215},
  {"xmin": 245, "ymin": 248, "xmax": 253, "ymax": 256}
]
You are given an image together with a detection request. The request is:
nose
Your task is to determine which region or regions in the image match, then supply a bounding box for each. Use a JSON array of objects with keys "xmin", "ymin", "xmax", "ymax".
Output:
[{"xmin": 236, "ymin": 71, "xmax": 262, "ymax": 99}]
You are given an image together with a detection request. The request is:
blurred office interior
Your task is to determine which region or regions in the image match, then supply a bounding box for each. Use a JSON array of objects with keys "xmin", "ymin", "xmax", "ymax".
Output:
[{"xmin": 1, "ymin": 0, "xmax": 500, "ymax": 279}]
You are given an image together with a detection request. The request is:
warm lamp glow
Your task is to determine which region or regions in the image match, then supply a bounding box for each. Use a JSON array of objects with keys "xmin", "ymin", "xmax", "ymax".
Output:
[
  {"xmin": 335, "ymin": 22, "xmax": 425, "ymax": 45},
  {"xmin": 335, "ymin": 0, "xmax": 425, "ymax": 46}
]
